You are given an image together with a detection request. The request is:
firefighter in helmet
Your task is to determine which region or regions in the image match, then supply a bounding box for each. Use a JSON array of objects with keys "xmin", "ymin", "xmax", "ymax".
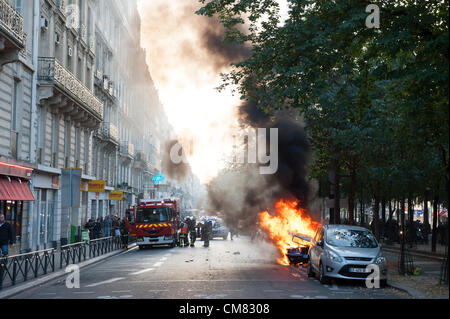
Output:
[
  {"xmin": 186, "ymin": 216, "xmax": 197, "ymax": 247},
  {"xmin": 179, "ymin": 219, "xmax": 189, "ymax": 247},
  {"xmin": 203, "ymin": 218, "xmax": 213, "ymax": 247}
]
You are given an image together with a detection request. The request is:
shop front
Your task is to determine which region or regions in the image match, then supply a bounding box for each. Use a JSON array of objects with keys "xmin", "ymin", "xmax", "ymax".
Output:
[{"xmin": 0, "ymin": 161, "xmax": 35, "ymax": 253}]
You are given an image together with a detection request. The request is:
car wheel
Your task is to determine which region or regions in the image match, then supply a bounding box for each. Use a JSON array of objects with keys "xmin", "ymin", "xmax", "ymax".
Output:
[
  {"xmin": 223, "ymin": 235, "xmax": 228, "ymax": 240},
  {"xmin": 307, "ymin": 260, "xmax": 315, "ymax": 277},
  {"xmin": 138, "ymin": 245, "xmax": 145, "ymax": 250},
  {"xmin": 319, "ymin": 262, "xmax": 330, "ymax": 284}
]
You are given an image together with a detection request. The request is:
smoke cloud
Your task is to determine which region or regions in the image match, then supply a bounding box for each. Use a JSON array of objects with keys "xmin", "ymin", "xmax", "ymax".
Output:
[{"xmin": 207, "ymin": 101, "xmax": 312, "ymax": 234}]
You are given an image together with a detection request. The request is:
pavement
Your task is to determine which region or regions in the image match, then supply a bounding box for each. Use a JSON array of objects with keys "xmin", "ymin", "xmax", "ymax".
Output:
[
  {"xmin": 6, "ymin": 237, "xmax": 409, "ymax": 299},
  {"xmin": 382, "ymin": 249, "xmax": 448, "ymax": 299}
]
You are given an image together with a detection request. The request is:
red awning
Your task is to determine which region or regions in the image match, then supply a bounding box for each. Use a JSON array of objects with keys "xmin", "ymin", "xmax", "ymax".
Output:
[{"xmin": 0, "ymin": 177, "xmax": 35, "ymax": 201}]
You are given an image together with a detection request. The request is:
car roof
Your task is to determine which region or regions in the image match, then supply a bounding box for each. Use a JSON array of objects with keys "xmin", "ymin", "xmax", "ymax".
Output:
[{"xmin": 324, "ymin": 224, "xmax": 370, "ymax": 232}]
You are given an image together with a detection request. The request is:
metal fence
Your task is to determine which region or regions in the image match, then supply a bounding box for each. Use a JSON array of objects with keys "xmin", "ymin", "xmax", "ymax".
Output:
[{"xmin": 0, "ymin": 236, "xmax": 130, "ymax": 291}]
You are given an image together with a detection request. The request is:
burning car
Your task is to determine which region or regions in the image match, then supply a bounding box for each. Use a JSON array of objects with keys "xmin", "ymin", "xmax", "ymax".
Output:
[{"xmin": 286, "ymin": 234, "xmax": 312, "ymax": 266}]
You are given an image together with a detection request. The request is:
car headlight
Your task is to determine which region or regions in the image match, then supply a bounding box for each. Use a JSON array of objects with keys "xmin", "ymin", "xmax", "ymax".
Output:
[
  {"xmin": 375, "ymin": 252, "xmax": 386, "ymax": 265},
  {"xmin": 326, "ymin": 250, "xmax": 343, "ymax": 263}
]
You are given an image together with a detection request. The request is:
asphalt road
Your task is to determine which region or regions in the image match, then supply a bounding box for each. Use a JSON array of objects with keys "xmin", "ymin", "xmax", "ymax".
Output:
[{"xmin": 11, "ymin": 237, "xmax": 406, "ymax": 299}]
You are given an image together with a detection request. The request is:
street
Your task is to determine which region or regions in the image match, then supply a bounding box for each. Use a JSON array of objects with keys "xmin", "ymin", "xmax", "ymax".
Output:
[{"xmin": 11, "ymin": 237, "xmax": 405, "ymax": 299}]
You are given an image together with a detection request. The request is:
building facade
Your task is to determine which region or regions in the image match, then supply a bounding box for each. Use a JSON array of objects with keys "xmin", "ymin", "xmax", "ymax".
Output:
[{"xmin": 0, "ymin": 0, "xmax": 178, "ymax": 253}]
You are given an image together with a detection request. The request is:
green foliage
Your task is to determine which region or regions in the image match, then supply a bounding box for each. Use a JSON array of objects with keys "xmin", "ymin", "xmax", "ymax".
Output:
[{"xmin": 197, "ymin": 0, "xmax": 449, "ymax": 209}]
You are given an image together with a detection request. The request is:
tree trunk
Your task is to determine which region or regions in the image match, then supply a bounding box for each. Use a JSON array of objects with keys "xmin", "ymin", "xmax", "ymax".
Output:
[
  {"xmin": 424, "ymin": 190, "xmax": 430, "ymax": 244},
  {"xmin": 360, "ymin": 197, "xmax": 365, "ymax": 226},
  {"xmin": 432, "ymin": 191, "xmax": 439, "ymax": 253},
  {"xmin": 373, "ymin": 196, "xmax": 380, "ymax": 240},
  {"xmin": 407, "ymin": 196, "xmax": 414, "ymax": 247},
  {"xmin": 381, "ymin": 197, "xmax": 386, "ymax": 223},
  {"xmin": 388, "ymin": 200, "xmax": 393, "ymax": 222},
  {"xmin": 400, "ymin": 197, "xmax": 406, "ymax": 273},
  {"xmin": 333, "ymin": 168, "xmax": 341, "ymax": 225},
  {"xmin": 348, "ymin": 165, "xmax": 356, "ymax": 225}
]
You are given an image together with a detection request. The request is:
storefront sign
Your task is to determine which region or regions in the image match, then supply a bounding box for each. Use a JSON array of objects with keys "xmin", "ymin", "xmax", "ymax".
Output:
[
  {"xmin": 108, "ymin": 190, "xmax": 124, "ymax": 201},
  {"xmin": 88, "ymin": 180, "xmax": 105, "ymax": 192}
]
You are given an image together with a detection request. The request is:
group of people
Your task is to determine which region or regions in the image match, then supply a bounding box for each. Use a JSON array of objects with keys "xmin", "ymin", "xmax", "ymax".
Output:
[
  {"xmin": 85, "ymin": 216, "xmax": 120, "ymax": 239},
  {"xmin": 178, "ymin": 217, "xmax": 213, "ymax": 247},
  {"xmin": 369, "ymin": 218, "xmax": 448, "ymax": 246}
]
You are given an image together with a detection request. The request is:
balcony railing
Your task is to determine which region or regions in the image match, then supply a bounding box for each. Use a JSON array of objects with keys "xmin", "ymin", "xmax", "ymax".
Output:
[
  {"xmin": 102, "ymin": 122, "xmax": 119, "ymax": 143},
  {"xmin": 0, "ymin": 0, "xmax": 25, "ymax": 47},
  {"xmin": 119, "ymin": 142, "xmax": 135, "ymax": 157},
  {"xmin": 38, "ymin": 57, "xmax": 103, "ymax": 118},
  {"xmin": 135, "ymin": 151, "xmax": 146, "ymax": 162}
]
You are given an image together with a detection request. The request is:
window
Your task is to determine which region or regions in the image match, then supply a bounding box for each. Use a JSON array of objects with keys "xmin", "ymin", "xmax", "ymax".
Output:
[
  {"xmin": 136, "ymin": 208, "xmax": 170, "ymax": 223},
  {"xmin": 14, "ymin": 0, "xmax": 23, "ymax": 14}
]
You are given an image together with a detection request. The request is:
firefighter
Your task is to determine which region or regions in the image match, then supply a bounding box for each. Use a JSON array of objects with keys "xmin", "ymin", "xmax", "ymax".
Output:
[
  {"xmin": 179, "ymin": 220, "xmax": 189, "ymax": 247},
  {"xmin": 187, "ymin": 217, "xmax": 197, "ymax": 247},
  {"xmin": 203, "ymin": 219, "xmax": 213, "ymax": 247}
]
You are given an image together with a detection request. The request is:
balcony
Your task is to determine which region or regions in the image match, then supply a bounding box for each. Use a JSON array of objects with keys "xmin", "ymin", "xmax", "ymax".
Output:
[
  {"xmin": 119, "ymin": 142, "xmax": 135, "ymax": 158},
  {"xmin": 0, "ymin": 0, "xmax": 25, "ymax": 62},
  {"xmin": 37, "ymin": 57, "xmax": 103, "ymax": 122},
  {"xmin": 133, "ymin": 151, "xmax": 147, "ymax": 170},
  {"xmin": 99, "ymin": 122, "xmax": 119, "ymax": 144}
]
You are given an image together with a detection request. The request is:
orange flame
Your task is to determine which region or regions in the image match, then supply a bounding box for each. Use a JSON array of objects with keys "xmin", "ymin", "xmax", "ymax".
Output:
[{"xmin": 259, "ymin": 199, "xmax": 320, "ymax": 266}]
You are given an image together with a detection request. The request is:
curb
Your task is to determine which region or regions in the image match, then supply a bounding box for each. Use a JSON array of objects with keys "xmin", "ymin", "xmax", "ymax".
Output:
[
  {"xmin": 0, "ymin": 244, "xmax": 137, "ymax": 299},
  {"xmin": 387, "ymin": 281, "xmax": 427, "ymax": 299}
]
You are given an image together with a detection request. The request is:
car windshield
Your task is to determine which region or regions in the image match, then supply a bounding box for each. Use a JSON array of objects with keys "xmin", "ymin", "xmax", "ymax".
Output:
[
  {"xmin": 326, "ymin": 229, "xmax": 378, "ymax": 248},
  {"xmin": 136, "ymin": 207, "xmax": 170, "ymax": 223}
]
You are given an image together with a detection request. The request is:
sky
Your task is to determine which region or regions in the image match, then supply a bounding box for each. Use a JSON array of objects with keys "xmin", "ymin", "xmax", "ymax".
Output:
[{"xmin": 137, "ymin": 0, "xmax": 289, "ymax": 184}]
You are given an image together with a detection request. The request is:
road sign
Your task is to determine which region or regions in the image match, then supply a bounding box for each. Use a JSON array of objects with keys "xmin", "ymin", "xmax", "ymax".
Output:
[
  {"xmin": 88, "ymin": 180, "xmax": 105, "ymax": 192},
  {"xmin": 152, "ymin": 173, "xmax": 165, "ymax": 185},
  {"xmin": 61, "ymin": 168, "xmax": 81, "ymax": 208}
]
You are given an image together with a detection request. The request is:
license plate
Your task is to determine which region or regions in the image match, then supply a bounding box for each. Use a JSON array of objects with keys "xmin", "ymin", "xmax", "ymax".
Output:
[{"xmin": 349, "ymin": 268, "xmax": 369, "ymax": 273}]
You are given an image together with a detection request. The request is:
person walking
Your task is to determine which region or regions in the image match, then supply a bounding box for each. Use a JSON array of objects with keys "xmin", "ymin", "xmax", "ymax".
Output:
[
  {"xmin": 113, "ymin": 217, "xmax": 121, "ymax": 237},
  {"xmin": 0, "ymin": 214, "xmax": 14, "ymax": 258},
  {"xmin": 120, "ymin": 219, "xmax": 129, "ymax": 249},
  {"xmin": 85, "ymin": 219, "xmax": 95, "ymax": 240}
]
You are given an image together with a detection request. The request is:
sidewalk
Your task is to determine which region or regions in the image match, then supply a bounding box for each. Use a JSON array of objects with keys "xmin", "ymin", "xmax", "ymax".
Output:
[
  {"xmin": 0, "ymin": 243, "xmax": 137, "ymax": 299},
  {"xmin": 383, "ymin": 248, "xmax": 448, "ymax": 299}
]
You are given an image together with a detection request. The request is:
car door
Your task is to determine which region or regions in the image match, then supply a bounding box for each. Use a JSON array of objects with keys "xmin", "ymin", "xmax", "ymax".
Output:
[
  {"xmin": 310, "ymin": 226, "xmax": 322, "ymax": 269},
  {"xmin": 315, "ymin": 228, "xmax": 325, "ymax": 267}
]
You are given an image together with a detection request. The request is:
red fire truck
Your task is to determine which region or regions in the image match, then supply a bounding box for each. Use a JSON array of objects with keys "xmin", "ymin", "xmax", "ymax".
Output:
[{"xmin": 125, "ymin": 198, "xmax": 181, "ymax": 249}]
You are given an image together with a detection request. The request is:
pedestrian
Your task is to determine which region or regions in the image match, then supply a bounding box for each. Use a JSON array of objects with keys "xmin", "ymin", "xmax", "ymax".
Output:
[
  {"xmin": 120, "ymin": 219, "xmax": 129, "ymax": 249},
  {"xmin": 113, "ymin": 217, "xmax": 121, "ymax": 237},
  {"xmin": 0, "ymin": 214, "xmax": 14, "ymax": 258},
  {"xmin": 94, "ymin": 218, "xmax": 102, "ymax": 239},
  {"xmin": 85, "ymin": 219, "xmax": 95, "ymax": 240}
]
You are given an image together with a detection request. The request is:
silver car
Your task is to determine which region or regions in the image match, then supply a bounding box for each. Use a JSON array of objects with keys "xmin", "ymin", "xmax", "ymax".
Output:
[{"xmin": 307, "ymin": 224, "xmax": 388, "ymax": 286}]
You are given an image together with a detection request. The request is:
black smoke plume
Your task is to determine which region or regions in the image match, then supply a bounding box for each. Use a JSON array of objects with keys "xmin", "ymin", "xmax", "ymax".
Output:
[{"xmin": 207, "ymin": 101, "xmax": 311, "ymax": 234}]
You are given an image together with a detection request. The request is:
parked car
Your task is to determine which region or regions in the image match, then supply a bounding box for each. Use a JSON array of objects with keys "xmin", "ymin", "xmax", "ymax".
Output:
[
  {"xmin": 307, "ymin": 225, "xmax": 387, "ymax": 287},
  {"xmin": 211, "ymin": 218, "xmax": 230, "ymax": 240}
]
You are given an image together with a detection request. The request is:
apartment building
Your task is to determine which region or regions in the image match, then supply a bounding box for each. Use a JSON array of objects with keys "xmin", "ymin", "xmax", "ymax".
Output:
[{"xmin": 1, "ymin": 0, "xmax": 172, "ymax": 253}]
